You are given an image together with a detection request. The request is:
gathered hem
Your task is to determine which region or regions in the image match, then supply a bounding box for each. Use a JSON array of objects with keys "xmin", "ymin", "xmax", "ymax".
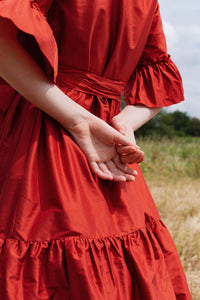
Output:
[
  {"xmin": 0, "ymin": 216, "xmax": 191, "ymax": 300},
  {"xmin": 124, "ymin": 56, "xmax": 184, "ymax": 108}
]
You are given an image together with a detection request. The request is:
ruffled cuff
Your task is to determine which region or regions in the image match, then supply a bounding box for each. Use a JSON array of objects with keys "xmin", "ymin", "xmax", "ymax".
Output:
[
  {"xmin": 124, "ymin": 56, "xmax": 184, "ymax": 107},
  {"xmin": 0, "ymin": 0, "xmax": 58, "ymax": 81}
]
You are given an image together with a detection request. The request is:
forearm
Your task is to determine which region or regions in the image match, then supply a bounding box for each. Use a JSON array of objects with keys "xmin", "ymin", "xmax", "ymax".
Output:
[
  {"xmin": 0, "ymin": 18, "xmax": 91, "ymax": 131},
  {"xmin": 113, "ymin": 104, "xmax": 162, "ymax": 131}
]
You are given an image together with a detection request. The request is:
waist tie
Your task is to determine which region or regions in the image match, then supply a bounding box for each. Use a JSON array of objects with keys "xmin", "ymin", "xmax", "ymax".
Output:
[{"xmin": 56, "ymin": 66, "xmax": 125, "ymax": 101}]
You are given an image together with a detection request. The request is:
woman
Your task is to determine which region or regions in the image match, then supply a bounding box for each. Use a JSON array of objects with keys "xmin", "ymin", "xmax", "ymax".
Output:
[{"xmin": 0, "ymin": 0, "xmax": 191, "ymax": 299}]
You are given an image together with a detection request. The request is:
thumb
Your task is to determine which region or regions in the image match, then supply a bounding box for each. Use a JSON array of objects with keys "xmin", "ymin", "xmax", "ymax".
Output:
[
  {"xmin": 111, "ymin": 117, "xmax": 126, "ymax": 135},
  {"xmin": 111, "ymin": 117, "xmax": 137, "ymax": 147},
  {"xmin": 92, "ymin": 117, "xmax": 132, "ymax": 146},
  {"xmin": 112, "ymin": 128, "xmax": 133, "ymax": 146}
]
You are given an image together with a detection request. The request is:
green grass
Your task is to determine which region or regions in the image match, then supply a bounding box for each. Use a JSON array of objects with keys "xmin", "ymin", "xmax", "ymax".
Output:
[
  {"xmin": 137, "ymin": 136, "xmax": 200, "ymax": 179},
  {"xmin": 136, "ymin": 136, "xmax": 200, "ymax": 299}
]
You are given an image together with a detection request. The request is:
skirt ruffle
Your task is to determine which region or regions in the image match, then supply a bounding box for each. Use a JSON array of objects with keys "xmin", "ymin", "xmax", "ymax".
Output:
[{"xmin": 0, "ymin": 218, "xmax": 191, "ymax": 300}]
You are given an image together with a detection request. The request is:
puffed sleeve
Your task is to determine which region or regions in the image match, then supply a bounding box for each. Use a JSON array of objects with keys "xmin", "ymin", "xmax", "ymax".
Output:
[
  {"xmin": 0, "ymin": 0, "xmax": 58, "ymax": 81},
  {"xmin": 124, "ymin": 2, "xmax": 184, "ymax": 107}
]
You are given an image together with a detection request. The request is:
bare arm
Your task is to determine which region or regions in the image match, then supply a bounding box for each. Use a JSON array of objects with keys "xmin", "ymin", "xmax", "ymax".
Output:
[
  {"xmin": 112, "ymin": 104, "xmax": 161, "ymax": 132},
  {"xmin": 0, "ymin": 17, "xmax": 142, "ymax": 181},
  {"xmin": 0, "ymin": 17, "xmax": 91, "ymax": 131},
  {"xmin": 111, "ymin": 105, "xmax": 162, "ymax": 164}
]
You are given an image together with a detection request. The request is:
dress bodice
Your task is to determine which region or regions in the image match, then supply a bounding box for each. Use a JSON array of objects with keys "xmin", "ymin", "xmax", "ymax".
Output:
[
  {"xmin": 47, "ymin": 0, "xmax": 157, "ymax": 81},
  {"xmin": 0, "ymin": 0, "xmax": 184, "ymax": 108}
]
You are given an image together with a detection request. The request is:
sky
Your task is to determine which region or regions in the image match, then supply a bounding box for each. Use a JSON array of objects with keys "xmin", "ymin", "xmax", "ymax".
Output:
[{"xmin": 159, "ymin": 0, "xmax": 200, "ymax": 119}]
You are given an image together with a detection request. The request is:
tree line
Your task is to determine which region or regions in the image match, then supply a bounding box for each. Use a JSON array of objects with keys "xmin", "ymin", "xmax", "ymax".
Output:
[{"xmin": 135, "ymin": 110, "xmax": 200, "ymax": 138}]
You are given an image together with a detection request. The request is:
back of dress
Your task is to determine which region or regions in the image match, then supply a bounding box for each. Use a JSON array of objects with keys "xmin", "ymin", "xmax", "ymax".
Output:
[
  {"xmin": 0, "ymin": 0, "xmax": 191, "ymax": 299},
  {"xmin": 48, "ymin": 0, "xmax": 156, "ymax": 79}
]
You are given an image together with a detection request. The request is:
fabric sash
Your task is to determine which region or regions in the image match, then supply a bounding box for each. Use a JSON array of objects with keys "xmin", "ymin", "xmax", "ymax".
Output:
[{"xmin": 56, "ymin": 66, "xmax": 125, "ymax": 101}]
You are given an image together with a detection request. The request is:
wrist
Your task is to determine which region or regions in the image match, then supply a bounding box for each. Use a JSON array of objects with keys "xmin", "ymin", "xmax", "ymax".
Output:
[
  {"xmin": 39, "ymin": 84, "xmax": 93, "ymax": 132},
  {"xmin": 112, "ymin": 105, "xmax": 135, "ymax": 130},
  {"xmin": 113, "ymin": 104, "xmax": 162, "ymax": 131}
]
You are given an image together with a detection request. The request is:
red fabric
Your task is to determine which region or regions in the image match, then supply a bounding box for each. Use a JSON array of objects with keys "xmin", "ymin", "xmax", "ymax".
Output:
[
  {"xmin": 124, "ymin": 57, "xmax": 184, "ymax": 107},
  {"xmin": 0, "ymin": 0, "xmax": 58, "ymax": 80},
  {"xmin": 0, "ymin": 0, "xmax": 191, "ymax": 299},
  {"xmin": 124, "ymin": 4, "xmax": 184, "ymax": 107},
  {"xmin": 57, "ymin": 66, "xmax": 125, "ymax": 100}
]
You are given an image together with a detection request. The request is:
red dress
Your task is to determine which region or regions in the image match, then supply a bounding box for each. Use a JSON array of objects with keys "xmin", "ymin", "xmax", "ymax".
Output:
[{"xmin": 0, "ymin": 0, "xmax": 191, "ymax": 299}]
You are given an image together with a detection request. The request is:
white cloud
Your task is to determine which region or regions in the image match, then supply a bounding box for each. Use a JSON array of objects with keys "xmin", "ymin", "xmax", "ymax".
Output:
[
  {"xmin": 163, "ymin": 21, "xmax": 178, "ymax": 48},
  {"xmin": 159, "ymin": 0, "xmax": 200, "ymax": 118}
]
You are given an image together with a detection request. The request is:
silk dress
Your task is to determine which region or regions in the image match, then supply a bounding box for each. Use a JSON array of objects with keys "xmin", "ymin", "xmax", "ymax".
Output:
[{"xmin": 0, "ymin": 0, "xmax": 192, "ymax": 299}]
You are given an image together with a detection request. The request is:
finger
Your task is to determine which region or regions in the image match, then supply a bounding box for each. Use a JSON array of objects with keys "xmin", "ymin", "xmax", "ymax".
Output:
[
  {"xmin": 124, "ymin": 174, "xmax": 136, "ymax": 182},
  {"xmin": 120, "ymin": 154, "xmax": 144, "ymax": 164},
  {"xmin": 112, "ymin": 156, "xmax": 137, "ymax": 182},
  {"xmin": 120, "ymin": 152, "xmax": 144, "ymax": 164},
  {"xmin": 92, "ymin": 118, "xmax": 133, "ymax": 147},
  {"xmin": 106, "ymin": 161, "xmax": 127, "ymax": 182},
  {"xmin": 89, "ymin": 162, "xmax": 113, "ymax": 180},
  {"xmin": 117, "ymin": 144, "xmax": 141, "ymax": 150},
  {"xmin": 116, "ymin": 145, "xmax": 140, "ymax": 155},
  {"xmin": 98, "ymin": 162, "xmax": 114, "ymax": 178},
  {"xmin": 112, "ymin": 130, "xmax": 134, "ymax": 147},
  {"xmin": 111, "ymin": 119, "xmax": 126, "ymax": 135},
  {"xmin": 112, "ymin": 155, "xmax": 138, "ymax": 176}
]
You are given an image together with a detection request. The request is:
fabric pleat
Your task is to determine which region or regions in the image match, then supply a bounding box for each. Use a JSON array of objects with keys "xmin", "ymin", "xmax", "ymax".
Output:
[
  {"xmin": 124, "ymin": 57, "xmax": 184, "ymax": 107},
  {"xmin": 0, "ymin": 0, "xmax": 191, "ymax": 299},
  {"xmin": 0, "ymin": 219, "xmax": 190, "ymax": 300},
  {"xmin": 0, "ymin": 0, "xmax": 58, "ymax": 80}
]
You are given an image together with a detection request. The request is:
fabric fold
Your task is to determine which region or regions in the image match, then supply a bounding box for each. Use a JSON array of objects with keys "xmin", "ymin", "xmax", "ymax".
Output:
[
  {"xmin": 0, "ymin": 218, "xmax": 189, "ymax": 300},
  {"xmin": 124, "ymin": 56, "xmax": 184, "ymax": 107},
  {"xmin": 0, "ymin": 0, "xmax": 58, "ymax": 81},
  {"xmin": 0, "ymin": 1, "xmax": 192, "ymax": 299},
  {"xmin": 57, "ymin": 66, "xmax": 125, "ymax": 100}
]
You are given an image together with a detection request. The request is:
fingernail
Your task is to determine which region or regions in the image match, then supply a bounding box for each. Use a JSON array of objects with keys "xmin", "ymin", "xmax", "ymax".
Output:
[
  {"xmin": 130, "ymin": 176, "xmax": 135, "ymax": 182},
  {"xmin": 118, "ymin": 128, "xmax": 125, "ymax": 134}
]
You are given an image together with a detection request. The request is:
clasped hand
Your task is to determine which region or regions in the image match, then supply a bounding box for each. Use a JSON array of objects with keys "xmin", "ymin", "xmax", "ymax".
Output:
[{"xmin": 68, "ymin": 113, "xmax": 144, "ymax": 182}]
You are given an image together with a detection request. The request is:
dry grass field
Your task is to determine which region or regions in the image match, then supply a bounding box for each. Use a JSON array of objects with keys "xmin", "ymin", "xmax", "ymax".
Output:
[{"xmin": 138, "ymin": 136, "xmax": 200, "ymax": 299}]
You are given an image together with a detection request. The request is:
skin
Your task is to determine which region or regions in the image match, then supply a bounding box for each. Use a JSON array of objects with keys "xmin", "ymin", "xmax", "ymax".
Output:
[
  {"xmin": 111, "ymin": 104, "xmax": 161, "ymax": 164},
  {"xmin": 0, "ymin": 17, "xmax": 161, "ymax": 182}
]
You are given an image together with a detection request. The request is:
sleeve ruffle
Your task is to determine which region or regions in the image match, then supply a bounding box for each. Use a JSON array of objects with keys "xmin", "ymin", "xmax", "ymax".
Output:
[
  {"xmin": 0, "ymin": 0, "xmax": 58, "ymax": 81},
  {"xmin": 124, "ymin": 56, "xmax": 184, "ymax": 108}
]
